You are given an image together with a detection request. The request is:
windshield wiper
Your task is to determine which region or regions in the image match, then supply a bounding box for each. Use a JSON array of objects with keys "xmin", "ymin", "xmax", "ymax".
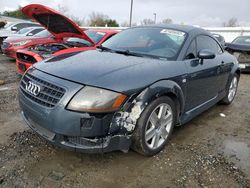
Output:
[
  {"xmin": 114, "ymin": 49, "xmax": 167, "ymax": 60},
  {"xmin": 97, "ymin": 45, "xmax": 113, "ymax": 52},
  {"xmin": 114, "ymin": 50, "xmax": 145, "ymax": 57}
]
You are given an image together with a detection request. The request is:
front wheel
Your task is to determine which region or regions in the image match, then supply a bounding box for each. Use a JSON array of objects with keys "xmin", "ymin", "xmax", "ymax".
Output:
[
  {"xmin": 131, "ymin": 96, "xmax": 176, "ymax": 156},
  {"xmin": 220, "ymin": 74, "xmax": 239, "ymax": 105}
]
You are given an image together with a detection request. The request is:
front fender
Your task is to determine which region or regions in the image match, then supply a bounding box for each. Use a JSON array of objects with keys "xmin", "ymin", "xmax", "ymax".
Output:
[
  {"xmin": 135, "ymin": 80, "xmax": 185, "ymax": 115},
  {"xmin": 110, "ymin": 80, "xmax": 185, "ymax": 134},
  {"xmin": 226, "ymin": 59, "xmax": 241, "ymax": 89}
]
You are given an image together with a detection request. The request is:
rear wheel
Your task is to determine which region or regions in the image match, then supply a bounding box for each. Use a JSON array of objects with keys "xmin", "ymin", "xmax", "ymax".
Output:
[
  {"xmin": 220, "ymin": 74, "xmax": 239, "ymax": 105},
  {"xmin": 131, "ymin": 96, "xmax": 176, "ymax": 156}
]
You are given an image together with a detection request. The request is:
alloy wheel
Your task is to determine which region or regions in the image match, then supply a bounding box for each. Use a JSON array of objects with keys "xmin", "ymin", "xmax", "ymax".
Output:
[
  {"xmin": 228, "ymin": 76, "xmax": 238, "ymax": 102},
  {"xmin": 145, "ymin": 103, "xmax": 173, "ymax": 150}
]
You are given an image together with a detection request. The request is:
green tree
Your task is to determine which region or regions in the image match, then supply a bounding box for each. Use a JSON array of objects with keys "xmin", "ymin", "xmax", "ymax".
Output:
[
  {"xmin": 88, "ymin": 12, "xmax": 119, "ymax": 27},
  {"xmin": 106, "ymin": 19, "xmax": 119, "ymax": 27},
  {"xmin": 2, "ymin": 6, "xmax": 28, "ymax": 19}
]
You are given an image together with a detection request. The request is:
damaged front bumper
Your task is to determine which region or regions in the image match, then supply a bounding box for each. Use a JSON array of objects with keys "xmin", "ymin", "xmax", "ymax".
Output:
[
  {"xmin": 19, "ymin": 69, "xmax": 137, "ymax": 153},
  {"xmin": 21, "ymin": 111, "xmax": 131, "ymax": 153},
  {"xmin": 239, "ymin": 62, "xmax": 250, "ymax": 72}
]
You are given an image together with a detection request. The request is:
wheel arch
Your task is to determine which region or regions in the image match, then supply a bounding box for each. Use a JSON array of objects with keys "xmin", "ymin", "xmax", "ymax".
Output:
[
  {"xmin": 133, "ymin": 80, "xmax": 185, "ymax": 123},
  {"xmin": 225, "ymin": 66, "xmax": 241, "ymax": 90},
  {"xmin": 110, "ymin": 80, "xmax": 185, "ymax": 134},
  {"xmin": 235, "ymin": 68, "xmax": 241, "ymax": 78}
]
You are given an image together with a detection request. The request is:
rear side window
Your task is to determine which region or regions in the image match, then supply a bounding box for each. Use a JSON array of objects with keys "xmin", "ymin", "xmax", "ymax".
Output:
[
  {"xmin": 28, "ymin": 28, "xmax": 44, "ymax": 35},
  {"xmin": 197, "ymin": 35, "xmax": 222, "ymax": 54}
]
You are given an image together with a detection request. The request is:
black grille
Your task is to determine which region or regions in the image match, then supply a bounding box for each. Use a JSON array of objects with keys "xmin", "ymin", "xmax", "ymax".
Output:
[
  {"xmin": 16, "ymin": 52, "xmax": 37, "ymax": 64},
  {"xmin": 2, "ymin": 42, "xmax": 10, "ymax": 49},
  {"xmin": 20, "ymin": 73, "xmax": 65, "ymax": 108}
]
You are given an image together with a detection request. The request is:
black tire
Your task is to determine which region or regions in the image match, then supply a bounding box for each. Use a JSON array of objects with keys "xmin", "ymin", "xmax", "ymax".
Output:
[
  {"xmin": 131, "ymin": 96, "xmax": 177, "ymax": 156},
  {"xmin": 220, "ymin": 74, "xmax": 239, "ymax": 105}
]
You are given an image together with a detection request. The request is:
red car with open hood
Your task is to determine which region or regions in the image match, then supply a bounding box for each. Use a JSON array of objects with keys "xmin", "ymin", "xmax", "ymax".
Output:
[{"xmin": 14, "ymin": 4, "xmax": 119, "ymax": 74}]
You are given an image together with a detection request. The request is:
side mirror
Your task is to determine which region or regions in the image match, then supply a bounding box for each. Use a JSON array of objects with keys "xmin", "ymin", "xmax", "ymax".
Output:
[
  {"xmin": 11, "ymin": 26, "xmax": 18, "ymax": 31},
  {"xmin": 27, "ymin": 33, "xmax": 33, "ymax": 36},
  {"xmin": 198, "ymin": 49, "xmax": 215, "ymax": 60}
]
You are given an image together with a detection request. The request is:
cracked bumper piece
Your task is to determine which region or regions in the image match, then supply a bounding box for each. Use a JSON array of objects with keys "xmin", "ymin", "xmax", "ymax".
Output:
[{"xmin": 21, "ymin": 110, "xmax": 131, "ymax": 153}]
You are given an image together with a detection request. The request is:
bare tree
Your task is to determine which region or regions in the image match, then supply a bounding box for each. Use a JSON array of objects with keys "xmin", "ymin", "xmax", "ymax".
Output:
[
  {"xmin": 223, "ymin": 17, "xmax": 239, "ymax": 27},
  {"xmin": 141, "ymin": 18, "xmax": 154, "ymax": 25},
  {"xmin": 70, "ymin": 15, "xmax": 85, "ymax": 26},
  {"xmin": 120, "ymin": 21, "xmax": 136, "ymax": 27},
  {"xmin": 57, "ymin": 4, "xmax": 85, "ymax": 26},
  {"xmin": 120, "ymin": 21, "xmax": 129, "ymax": 27},
  {"xmin": 162, "ymin": 18, "xmax": 173, "ymax": 24},
  {"xmin": 57, "ymin": 4, "xmax": 69, "ymax": 14}
]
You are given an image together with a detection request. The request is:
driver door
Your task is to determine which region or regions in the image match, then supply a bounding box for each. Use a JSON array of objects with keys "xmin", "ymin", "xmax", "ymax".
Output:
[{"xmin": 184, "ymin": 35, "xmax": 221, "ymax": 111}]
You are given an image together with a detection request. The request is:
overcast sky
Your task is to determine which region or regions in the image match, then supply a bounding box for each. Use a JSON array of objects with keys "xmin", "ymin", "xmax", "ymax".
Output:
[{"xmin": 0, "ymin": 0, "xmax": 249, "ymax": 27}]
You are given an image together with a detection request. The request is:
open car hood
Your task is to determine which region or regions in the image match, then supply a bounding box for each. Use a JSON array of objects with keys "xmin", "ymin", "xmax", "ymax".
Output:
[
  {"xmin": 22, "ymin": 4, "xmax": 94, "ymax": 44},
  {"xmin": 225, "ymin": 43, "xmax": 250, "ymax": 53}
]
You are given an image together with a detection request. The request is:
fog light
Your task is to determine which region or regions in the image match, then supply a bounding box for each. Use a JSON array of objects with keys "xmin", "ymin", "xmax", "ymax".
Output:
[{"xmin": 80, "ymin": 118, "xmax": 93, "ymax": 129}]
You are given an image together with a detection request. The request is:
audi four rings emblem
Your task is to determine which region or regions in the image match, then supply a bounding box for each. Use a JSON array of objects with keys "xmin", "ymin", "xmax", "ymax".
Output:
[{"xmin": 25, "ymin": 81, "xmax": 41, "ymax": 96}]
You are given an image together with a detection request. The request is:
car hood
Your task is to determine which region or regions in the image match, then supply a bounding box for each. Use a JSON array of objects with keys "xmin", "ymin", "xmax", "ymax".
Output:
[
  {"xmin": 225, "ymin": 43, "xmax": 250, "ymax": 53},
  {"xmin": 22, "ymin": 4, "xmax": 94, "ymax": 44},
  {"xmin": 0, "ymin": 29, "xmax": 14, "ymax": 38},
  {"xmin": 34, "ymin": 50, "xmax": 179, "ymax": 94}
]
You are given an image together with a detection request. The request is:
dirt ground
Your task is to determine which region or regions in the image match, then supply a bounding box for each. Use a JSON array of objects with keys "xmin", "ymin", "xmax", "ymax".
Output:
[{"xmin": 0, "ymin": 54, "xmax": 249, "ymax": 188}]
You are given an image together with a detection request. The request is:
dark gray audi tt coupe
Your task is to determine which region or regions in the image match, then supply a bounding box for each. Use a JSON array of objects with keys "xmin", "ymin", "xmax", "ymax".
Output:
[{"xmin": 19, "ymin": 24, "xmax": 240, "ymax": 156}]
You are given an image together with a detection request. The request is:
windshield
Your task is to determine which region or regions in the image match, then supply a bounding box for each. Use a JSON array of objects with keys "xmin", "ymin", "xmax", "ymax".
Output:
[
  {"xmin": 232, "ymin": 36, "xmax": 250, "ymax": 45},
  {"xmin": 34, "ymin": 30, "xmax": 50, "ymax": 37},
  {"xmin": 85, "ymin": 30, "xmax": 107, "ymax": 44},
  {"xmin": 66, "ymin": 37, "xmax": 91, "ymax": 46},
  {"xmin": 101, "ymin": 27, "xmax": 186, "ymax": 60}
]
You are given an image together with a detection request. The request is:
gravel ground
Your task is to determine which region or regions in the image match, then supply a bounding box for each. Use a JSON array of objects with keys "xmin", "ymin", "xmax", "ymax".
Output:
[{"xmin": 0, "ymin": 54, "xmax": 249, "ymax": 187}]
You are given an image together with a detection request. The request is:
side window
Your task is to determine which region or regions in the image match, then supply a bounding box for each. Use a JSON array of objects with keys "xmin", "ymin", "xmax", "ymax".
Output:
[
  {"xmin": 185, "ymin": 39, "xmax": 197, "ymax": 59},
  {"xmin": 197, "ymin": 35, "xmax": 223, "ymax": 54},
  {"xmin": 27, "ymin": 23, "xmax": 40, "ymax": 27},
  {"xmin": 28, "ymin": 28, "xmax": 43, "ymax": 35},
  {"xmin": 103, "ymin": 34, "xmax": 115, "ymax": 43}
]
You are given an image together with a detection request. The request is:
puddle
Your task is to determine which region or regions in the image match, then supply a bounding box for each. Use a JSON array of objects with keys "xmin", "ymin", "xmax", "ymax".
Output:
[{"xmin": 221, "ymin": 140, "xmax": 250, "ymax": 174}]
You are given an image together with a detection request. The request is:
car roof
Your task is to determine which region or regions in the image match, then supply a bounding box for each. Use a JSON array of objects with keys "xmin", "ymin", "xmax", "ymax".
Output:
[{"xmin": 133, "ymin": 24, "xmax": 209, "ymax": 35}]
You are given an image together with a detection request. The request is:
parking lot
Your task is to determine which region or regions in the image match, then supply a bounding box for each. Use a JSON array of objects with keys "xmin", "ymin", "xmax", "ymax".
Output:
[{"xmin": 0, "ymin": 54, "xmax": 249, "ymax": 187}]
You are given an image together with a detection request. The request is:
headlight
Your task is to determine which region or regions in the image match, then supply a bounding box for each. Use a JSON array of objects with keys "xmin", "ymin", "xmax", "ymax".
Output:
[
  {"xmin": 12, "ymin": 40, "xmax": 31, "ymax": 47},
  {"xmin": 67, "ymin": 86, "xmax": 127, "ymax": 113}
]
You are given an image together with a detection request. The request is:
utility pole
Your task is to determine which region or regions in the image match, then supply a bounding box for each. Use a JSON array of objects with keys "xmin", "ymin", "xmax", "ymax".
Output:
[
  {"xmin": 153, "ymin": 13, "xmax": 157, "ymax": 24},
  {"xmin": 129, "ymin": 0, "xmax": 134, "ymax": 27}
]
